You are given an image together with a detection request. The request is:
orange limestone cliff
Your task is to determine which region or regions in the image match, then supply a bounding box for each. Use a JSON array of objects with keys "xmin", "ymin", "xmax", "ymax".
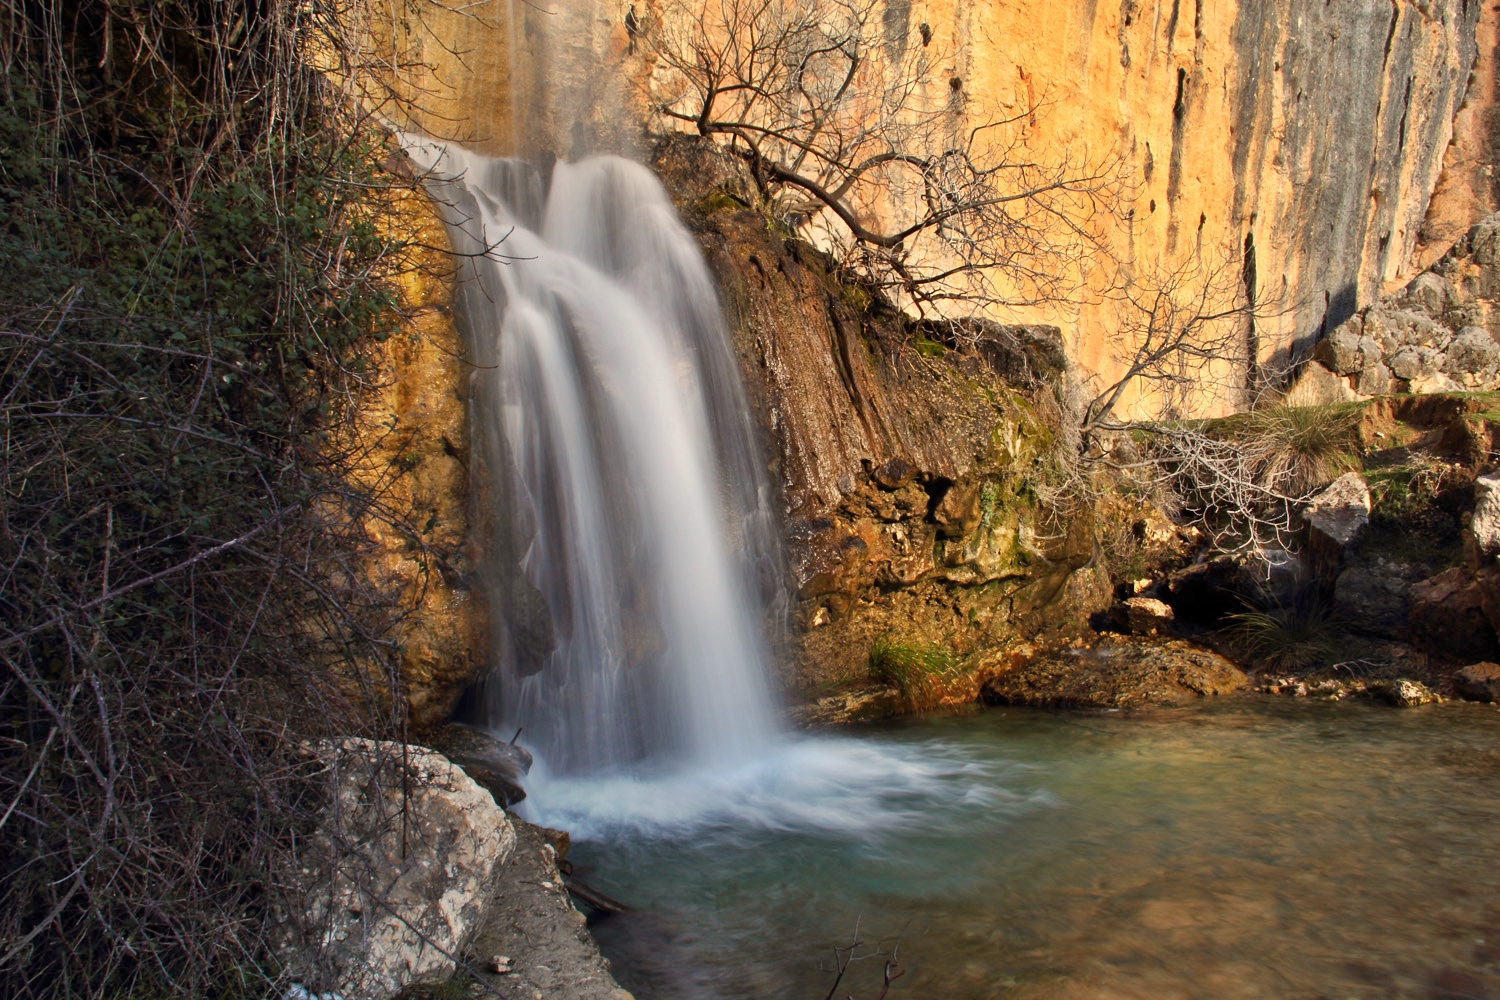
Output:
[{"xmin": 371, "ymin": 0, "xmax": 1491, "ymax": 419}]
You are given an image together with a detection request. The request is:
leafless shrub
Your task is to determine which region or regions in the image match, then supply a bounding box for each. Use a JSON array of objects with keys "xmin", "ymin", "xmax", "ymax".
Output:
[
  {"xmin": 1079, "ymin": 252, "xmax": 1253, "ymax": 441},
  {"xmin": 820, "ymin": 916, "xmax": 905, "ymax": 1000},
  {"xmin": 1125, "ymin": 402, "xmax": 1361, "ymax": 561},
  {"xmin": 645, "ymin": 0, "xmax": 1123, "ymax": 315},
  {"xmin": 0, "ymin": 2, "xmax": 469, "ymax": 996}
]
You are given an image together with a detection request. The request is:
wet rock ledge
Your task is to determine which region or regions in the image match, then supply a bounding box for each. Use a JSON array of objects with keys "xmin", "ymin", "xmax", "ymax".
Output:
[
  {"xmin": 979, "ymin": 637, "xmax": 1249, "ymax": 710},
  {"xmin": 462, "ymin": 819, "xmax": 631, "ymax": 1000}
]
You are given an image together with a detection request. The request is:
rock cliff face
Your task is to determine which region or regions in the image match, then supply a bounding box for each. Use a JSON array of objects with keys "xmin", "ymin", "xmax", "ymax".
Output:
[
  {"xmin": 1287, "ymin": 211, "xmax": 1500, "ymax": 402},
  {"xmin": 379, "ymin": 0, "xmax": 1489, "ymax": 415},
  {"xmin": 342, "ymin": 180, "xmax": 482, "ymax": 731},
  {"xmin": 1417, "ymin": 3, "xmax": 1500, "ymax": 269},
  {"xmin": 945, "ymin": 0, "xmax": 1482, "ymax": 405},
  {"xmin": 655, "ymin": 141, "xmax": 1115, "ymax": 695},
  {"xmin": 362, "ymin": 0, "xmax": 1499, "ymax": 710}
]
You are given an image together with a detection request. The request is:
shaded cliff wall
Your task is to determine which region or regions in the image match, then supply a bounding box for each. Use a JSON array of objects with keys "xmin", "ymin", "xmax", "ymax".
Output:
[
  {"xmin": 344, "ymin": 179, "xmax": 482, "ymax": 730},
  {"xmin": 377, "ymin": 0, "xmax": 1486, "ymax": 417},
  {"xmin": 655, "ymin": 141, "xmax": 1117, "ymax": 692}
]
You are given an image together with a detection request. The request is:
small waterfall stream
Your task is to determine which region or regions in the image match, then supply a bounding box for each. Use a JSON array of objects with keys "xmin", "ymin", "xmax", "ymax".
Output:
[{"xmin": 404, "ymin": 138, "xmax": 781, "ymax": 774}]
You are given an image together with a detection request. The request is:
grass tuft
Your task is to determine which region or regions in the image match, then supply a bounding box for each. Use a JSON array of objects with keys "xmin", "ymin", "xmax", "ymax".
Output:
[
  {"xmin": 1223, "ymin": 590, "xmax": 1345, "ymax": 672},
  {"xmin": 869, "ymin": 636, "xmax": 959, "ymax": 700},
  {"xmin": 1240, "ymin": 404, "xmax": 1363, "ymax": 497}
]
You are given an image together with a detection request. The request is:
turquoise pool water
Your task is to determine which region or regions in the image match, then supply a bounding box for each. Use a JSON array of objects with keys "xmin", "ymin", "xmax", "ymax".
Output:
[{"xmin": 533, "ymin": 698, "xmax": 1500, "ymax": 999}]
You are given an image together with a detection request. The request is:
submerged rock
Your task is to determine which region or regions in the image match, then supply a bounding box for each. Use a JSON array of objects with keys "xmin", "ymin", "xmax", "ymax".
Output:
[
  {"xmin": 277, "ymin": 739, "xmax": 514, "ymax": 1000},
  {"xmin": 980, "ymin": 637, "xmax": 1248, "ymax": 709},
  {"xmin": 785, "ymin": 686, "xmax": 908, "ymax": 727},
  {"xmin": 1455, "ymin": 662, "xmax": 1500, "ymax": 702}
]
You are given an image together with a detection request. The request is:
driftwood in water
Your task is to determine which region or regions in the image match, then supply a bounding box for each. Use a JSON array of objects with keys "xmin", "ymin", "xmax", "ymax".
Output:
[{"xmin": 563, "ymin": 875, "xmax": 627, "ymax": 915}]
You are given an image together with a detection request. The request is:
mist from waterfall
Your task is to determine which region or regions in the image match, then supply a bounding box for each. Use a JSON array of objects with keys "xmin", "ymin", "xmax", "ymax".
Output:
[{"xmin": 404, "ymin": 137, "xmax": 782, "ymax": 775}]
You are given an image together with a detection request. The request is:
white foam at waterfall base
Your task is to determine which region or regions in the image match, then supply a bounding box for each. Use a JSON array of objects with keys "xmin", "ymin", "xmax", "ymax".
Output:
[{"xmin": 519, "ymin": 735, "xmax": 1051, "ymax": 844}]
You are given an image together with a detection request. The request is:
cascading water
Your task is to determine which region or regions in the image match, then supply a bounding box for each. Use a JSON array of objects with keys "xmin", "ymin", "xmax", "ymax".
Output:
[{"xmin": 404, "ymin": 137, "xmax": 782, "ymax": 775}]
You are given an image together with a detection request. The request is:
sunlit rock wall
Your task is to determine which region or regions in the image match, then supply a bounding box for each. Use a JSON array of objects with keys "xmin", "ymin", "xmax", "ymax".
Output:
[
  {"xmin": 954, "ymin": 0, "xmax": 1480, "ymax": 403},
  {"xmin": 341, "ymin": 179, "xmax": 480, "ymax": 731},
  {"xmin": 374, "ymin": 0, "xmax": 1487, "ymax": 417},
  {"xmin": 1417, "ymin": 2, "xmax": 1500, "ymax": 272}
]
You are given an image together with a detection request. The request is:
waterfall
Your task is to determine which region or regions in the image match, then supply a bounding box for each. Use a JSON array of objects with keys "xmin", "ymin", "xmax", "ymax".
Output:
[{"xmin": 403, "ymin": 138, "xmax": 782, "ymax": 775}]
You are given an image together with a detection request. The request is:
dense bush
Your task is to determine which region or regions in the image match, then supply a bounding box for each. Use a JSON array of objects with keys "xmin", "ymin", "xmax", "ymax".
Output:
[{"xmin": 0, "ymin": 2, "xmax": 431, "ymax": 995}]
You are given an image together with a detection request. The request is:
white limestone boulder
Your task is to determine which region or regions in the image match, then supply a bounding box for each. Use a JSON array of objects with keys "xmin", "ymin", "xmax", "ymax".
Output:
[
  {"xmin": 278, "ymin": 739, "xmax": 515, "ymax": 1000},
  {"xmin": 1470, "ymin": 474, "xmax": 1500, "ymax": 558}
]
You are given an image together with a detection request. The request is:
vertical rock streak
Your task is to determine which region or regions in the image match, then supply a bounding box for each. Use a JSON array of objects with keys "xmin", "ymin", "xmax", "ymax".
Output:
[{"xmin": 408, "ymin": 139, "xmax": 780, "ymax": 773}]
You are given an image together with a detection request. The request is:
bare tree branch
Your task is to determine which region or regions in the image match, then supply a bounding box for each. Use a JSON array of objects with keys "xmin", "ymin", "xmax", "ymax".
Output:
[{"xmin": 646, "ymin": 0, "xmax": 1123, "ymax": 314}]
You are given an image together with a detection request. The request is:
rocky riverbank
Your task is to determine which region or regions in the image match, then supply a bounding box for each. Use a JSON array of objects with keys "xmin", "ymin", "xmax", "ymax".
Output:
[{"xmin": 761, "ymin": 347, "xmax": 1500, "ymax": 729}]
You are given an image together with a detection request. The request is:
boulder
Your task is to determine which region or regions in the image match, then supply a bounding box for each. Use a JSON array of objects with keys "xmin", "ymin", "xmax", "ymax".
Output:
[
  {"xmin": 1408, "ymin": 370, "xmax": 1466, "ymax": 394},
  {"xmin": 980, "ymin": 636, "xmax": 1248, "ymax": 709},
  {"xmin": 1303, "ymin": 473, "xmax": 1371, "ymax": 583},
  {"xmin": 931, "ymin": 479, "xmax": 982, "ymax": 538},
  {"xmin": 1356, "ymin": 360, "xmax": 1393, "ymax": 396},
  {"xmin": 278, "ymin": 739, "xmax": 515, "ymax": 1000},
  {"xmin": 1332, "ymin": 555, "xmax": 1428, "ymax": 639},
  {"xmin": 1283, "ymin": 360, "xmax": 1358, "ymax": 406},
  {"xmin": 1465, "ymin": 213, "xmax": 1500, "ymax": 269},
  {"xmin": 1120, "ymin": 596, "xmax": 1175, "ymax": 635},
  {"xmin": 1476, "ymin": 563, "xmax": 1500, "ymax": 639},
  {"xmin": 1388, "ymin": 345, "xmax": 1444, "ymax": 381},
  {"xmin": 1469, "ymin": 474, "xmax": 1500, "ymax": 558},
  {"xmin": 1362, "ymin": 308, "xmax": 1439, "ymax": 351},
  {"xmin": 1313, "ymin": 323, "xmax": 1366, "ymax": 376},
  {"xmin": 1455, "ymin": 662, "xmax": 1500, "ymax": 702},
  {"xmin": 1399, "ymin": 272, "xmax": 1456, "ymax": 317},
  {"xmin": 1369, "ymin": 678, "xmax": 1439, "ymax": 707},
  {"xmin": 872, "ymin": 455, "xmax": 915, "ymax": 489},
  {"xmin": 1304, "ymin": 473, "xmax": 1371, "ymax": 545},
  {"xmin": 1409, "ymin": 567, "xmax": 1500, "ymax": 661},
  {"xmin": 1444, "ymin": 326, "xmax": 1500, "ymax": 378},
  {"xmin": 426, "ymin": 723, "xmax": 533, "ymax": 807}
]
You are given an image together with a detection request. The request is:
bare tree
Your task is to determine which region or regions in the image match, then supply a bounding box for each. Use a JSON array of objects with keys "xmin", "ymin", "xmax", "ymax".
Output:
[
  {"xmin": 645, "ymin": 0, "xmax": 1122, "ymax": 315},
  {"xmin": 1079, "ymin": 250, "xmax": 1252, "ymax": 442},
  {"xmin": 647, "ymin": 0, "xmax": 1335, "ymax": 568}
]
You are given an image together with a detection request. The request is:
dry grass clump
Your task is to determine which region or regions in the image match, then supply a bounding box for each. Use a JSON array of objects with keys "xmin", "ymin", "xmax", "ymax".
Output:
[
  {"xmin": 1223, "ymin": 591, "xmax": 1345, "ymax": 673},
  {"xmin": 1237, "ymin": 404, "xmax": 1364, "ymax": 497},
  {"xmin": 1145, "ymin": 402, "xmax": 1366, "ymax": 556}
]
